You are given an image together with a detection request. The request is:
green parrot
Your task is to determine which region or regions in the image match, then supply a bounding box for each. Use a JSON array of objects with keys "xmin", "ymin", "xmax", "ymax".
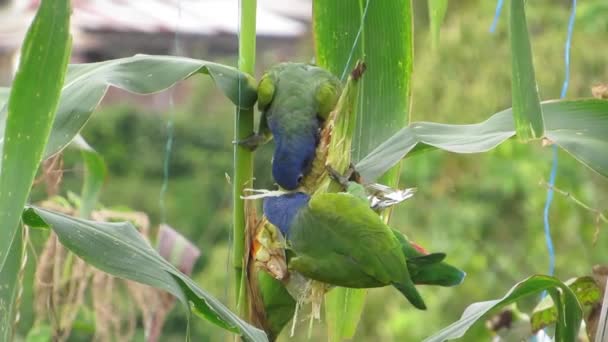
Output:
[
  {"xmin": 393, "ymin": 228, "xmax": 465, "ymax": 287},
  {"xmin": 338, "ymin": 177, "xmax": 466, "ymax": 288},
  {"xmin": 263, "ymin": 191, "xmax": 428, "ymax": 309},
  {"xmin": 241, "ymin": 62, "xmax": 342, "ymax": 190}
]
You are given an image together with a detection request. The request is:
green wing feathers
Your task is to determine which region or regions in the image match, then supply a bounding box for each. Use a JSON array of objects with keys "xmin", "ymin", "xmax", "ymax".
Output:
[
  {"xmin": 292, "ymin": 192, "xmax": 426, "ymax": 309},
  {"xmin": 392, "ymin": 229, "xmax": 466, "ymax": 287}
]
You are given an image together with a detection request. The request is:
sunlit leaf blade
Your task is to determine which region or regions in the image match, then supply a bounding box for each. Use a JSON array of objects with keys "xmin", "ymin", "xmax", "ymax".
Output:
[
  {"xmin": 531, "ymin": 276, "xmax": 601, "ymax": 332},
  {"xmin": 23, "ymin": 206, "xmax": 268, "ymax": 342},
  {"xmin": 70, "ymin": 135, "xmax": 106, "ymax": 218},
  {"xmin": 0, "ymin": 55, "xmax": 257, "ymax": 169},
  {"xmin": 544, "ymin": 100, "xmax": 608, "ymax": 178},
  {"xmin": 314, "ymin": 0, "xmax": 413, "ymax": 165},
  {"xmin": 325, "ymin": 288, "xmax": 367, "ymax": 341},
  {"xmin": 0, "ymin": 0, "xmax": 71, "ymax": 339},
  {"xmin": 510, "ymin": 0, "xmax": 544, "ymax": 141},
  {"xmin": 357, "ymin": 99, "xmax": 608, "ymax": 182},
  {"xmin": 423, "ymin": 275, "xmax": 582, "ymax": 342},
  {"xmin": 0, "ymin": 225, "xmax": 23, "ymax": 339},
  {"xmin": 314, "ymin": 2, "xmax": 413, "ymax": 339},
  {"xmin": 428, "ymin": 0, "xmax": 448, "ymax": 49}
]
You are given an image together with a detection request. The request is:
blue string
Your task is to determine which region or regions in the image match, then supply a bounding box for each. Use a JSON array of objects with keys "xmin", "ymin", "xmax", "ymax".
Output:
[
  {"xmin": 340, "ymin": 0, "xmax": 371, "ymax": 81},
  {"xmin": 542, "ymin": 146, "xmax": 558, "ymax": 277},
  {"xmin": 489, "ymin": 0, "xmax": 504, "ymax": 33},
  {"xmin": 542, "ymin": 0, "xmax": 576, "ymax": 279},
  {"xmin": 560, "ymin": 0, "xmax": 577, "ymax": 100}
]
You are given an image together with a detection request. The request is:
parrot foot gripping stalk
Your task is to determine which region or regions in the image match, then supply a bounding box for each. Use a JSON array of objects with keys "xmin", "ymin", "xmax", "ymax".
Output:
[
  {"xmin": 232, "ymin": 133, "xmax": 269, "ymax": 151},
  {"xmin": 326, "ymin": 163, "xmax": 361, "ymax": 189}
]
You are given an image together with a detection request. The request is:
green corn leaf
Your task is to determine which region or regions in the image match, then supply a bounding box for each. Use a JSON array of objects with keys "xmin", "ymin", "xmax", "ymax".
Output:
[
  {"xmin": 510, "ymin": 0, "xmax": 544, "ymax": 141},
  {"xmin": 531, "ymin": 276, "xmax": 601, "ymax": 332},
  {"xmin": 428, "ymin": 0, "xmax": 448, "ymax": 49},
  {"xmin": 0, "ymin": 224, "xmax": 24, "ymax": 340},
  {"xmin": 325, "ymin": 287, "xmax": 367, "ymax": 341},
  {"xmin": 314, "ymin": 0, "xmax": 413, "ymax": 168},
  {"xmin": 70, "ymin": 135, "xmax": 106, "ymax": 218},
  {"xmin": 314, "ymin": 1, "xmax": 413, "ymax": 339},
  {"xmin": 22, "ymin": 206, "xmax": 268, "ymax": 342},
  {"xmin": 357, "ymin": 99, "xmax": 608, "ymax": 182},
  {"xmin": 424, "ymin": 275, "xmax": 582, "ymax": 342},
  {"xmin": 0, "ymin": 0, "xmax": 71, "ymax": 339},
  {"xmin": 0, "ymin": 55, "xmax": 257, "ymax": 169}
]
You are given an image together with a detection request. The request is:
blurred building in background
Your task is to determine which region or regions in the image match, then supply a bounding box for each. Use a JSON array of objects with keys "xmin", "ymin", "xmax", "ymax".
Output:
[{"xmin": 0, "ymin": 0, "xmax": 311, "ymax": 85}]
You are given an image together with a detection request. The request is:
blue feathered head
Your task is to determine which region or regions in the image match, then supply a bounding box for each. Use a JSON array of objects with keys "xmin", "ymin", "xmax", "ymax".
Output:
[
  {"xmin": 263, "ymin": 192, "xmax": 310, "ymax": 237},
  {"xmin": 270, "ymin": 122, "xmax": 319, "ymax": 190}
]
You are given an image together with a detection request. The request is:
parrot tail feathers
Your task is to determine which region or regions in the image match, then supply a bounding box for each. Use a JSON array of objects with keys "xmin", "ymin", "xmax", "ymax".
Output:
[
  {"xmin": 392, "ymin": 281, "xmax": 427, "ymax": 310},
  {"xmin": 410, "ymin": 262, "xmax": 466, "ymax": 287},
  {"xmin": 407, "ymin": 253, "xmax": 446, "ymax": 267}
]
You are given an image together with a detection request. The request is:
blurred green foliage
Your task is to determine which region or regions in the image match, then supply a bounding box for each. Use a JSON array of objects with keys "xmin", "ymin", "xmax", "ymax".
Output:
[{"xmin": 16, "ymin": 1, "xmax": 608, "ymax": 341}]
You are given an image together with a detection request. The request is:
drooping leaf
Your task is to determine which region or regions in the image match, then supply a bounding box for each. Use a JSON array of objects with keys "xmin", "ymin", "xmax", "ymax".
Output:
[
  {"xmin": 0, "ymin": 55, "xmax": 257, "ymax": 169},
  {"xmin": 357, "ymin": 99, "xmax": 608, "ymax": 182},
  {"xmin": 423, "ymin": 275, "xmax": 582, "ymax": 342},
  {"xmin": 70, "ymin": 135, "xmax": 106, "ymax": 218},
  {"xmin": 22, "ymin": 206, "xmax": 268, "ymax": 342},
  {"xmin": 314, "ymin": 1, "xmax": 413, "ymax": 339},
  {"xmin": 0, "ymin": 0, "xmax": 71, "ymax": 339},
  {"xmin": 510, "ymin": 0, "xmax": 544, "ymax": 141},
  {"xmin": 531, "ymin": 276, "xmax": 601, "ymax": 332},
  {"xmin": 428, "ymin": 0, "xmax": 448, "ymax": 49}
]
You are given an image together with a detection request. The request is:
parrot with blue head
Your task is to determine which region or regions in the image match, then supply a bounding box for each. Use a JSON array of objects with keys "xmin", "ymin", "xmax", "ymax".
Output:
[
  {"xmin": 262, "ymin": 190, "xmax": 466, "ymax": 310},
  {"xmin": 264, "ymin": 191, "xmax": 427, "ymax": 309},
  {"xmin": 241, "ymin": 63, "xmax": 342, "ymax": 190}
]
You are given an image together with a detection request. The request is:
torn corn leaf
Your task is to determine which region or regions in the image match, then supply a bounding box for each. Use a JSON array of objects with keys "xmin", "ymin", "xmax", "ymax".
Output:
[{"xmin": 531, "ymin": 276, "xmax": 601, "ymax": 332}]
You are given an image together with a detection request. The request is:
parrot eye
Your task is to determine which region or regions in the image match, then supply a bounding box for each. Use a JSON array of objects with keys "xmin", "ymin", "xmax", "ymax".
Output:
[{"xmin": 297, "ymin": 174, "xmax": 304, "ymax": 184}]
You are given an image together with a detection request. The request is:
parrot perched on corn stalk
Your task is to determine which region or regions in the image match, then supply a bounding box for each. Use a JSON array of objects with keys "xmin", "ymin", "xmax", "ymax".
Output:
[
  {"xmin": 262, "ymin": 186, "xmax": 466, "ymax": 310},
  {"xmin": 239, "ymin": 62, "xmax": 342, "ymax": 190},
  {"xmin": 244, "ymin": 61, "xmax": 465, "ymax": 338}
]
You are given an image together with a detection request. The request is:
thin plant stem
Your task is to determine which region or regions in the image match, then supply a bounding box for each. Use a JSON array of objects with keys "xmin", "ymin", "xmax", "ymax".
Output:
[
  {"xmin": 541, "ymin": 181, "xmax": 608, "ymax": 243},
  {"xmin": 234, "ymin": 0, "xmax": 256, "ymax": 314}
]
